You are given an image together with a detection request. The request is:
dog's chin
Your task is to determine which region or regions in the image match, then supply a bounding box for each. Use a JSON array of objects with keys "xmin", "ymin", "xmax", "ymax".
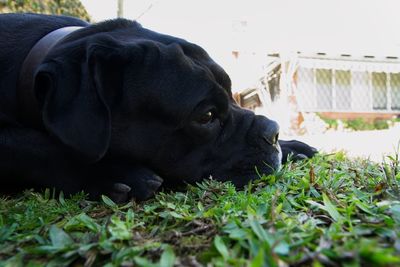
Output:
[
  {"xmin": 230, "ymin": 162, "xmax": 281, "ymax": 188},
  {"xmin": 212, "ymin": 149, "xmax": 282, "ymax": 188}
]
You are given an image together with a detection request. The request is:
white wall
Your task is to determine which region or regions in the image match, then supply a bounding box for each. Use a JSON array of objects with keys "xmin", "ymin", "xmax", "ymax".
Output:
[{"xmin": 80, "ymin": 0, "xmax": 400, "ymax": 91}]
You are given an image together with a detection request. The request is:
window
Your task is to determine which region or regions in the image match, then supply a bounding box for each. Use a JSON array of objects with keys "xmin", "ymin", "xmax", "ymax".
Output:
[
  {"xmin": 390, "ymin": 73, "xmax": 400, "ymax": 110},
  {"xmin": 351, "ymin": 71, "xmax": 370, "ymax": 110},
  {"xmin": 316, "ymin": 69, "xmax": 332, "ymax": 110},
  {"xmin": 335, "ymin": 70, "xmax": 351, "ymax": 110},
  {"xmin": 372, "ymin": 72, "xmax": 387, "ymax": 110},
  {"xmin": 296, "ymin": 67, "xmax": 315, "ymax": 110}
]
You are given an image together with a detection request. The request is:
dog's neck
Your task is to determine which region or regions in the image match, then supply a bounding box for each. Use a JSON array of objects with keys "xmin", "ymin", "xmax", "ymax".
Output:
[{"xmin": 17, "ymin": 26, "xmax": 83, "ymax": 129}]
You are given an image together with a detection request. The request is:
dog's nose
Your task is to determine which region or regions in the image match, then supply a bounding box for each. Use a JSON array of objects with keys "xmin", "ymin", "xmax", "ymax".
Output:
[
  {"xmin": 247, "ymin": 115, "xmax": 280, "ymax": 148},
  {"xmin": 263, "ymin": 131, "xmax": 279, "ymax": 146},
  {"xmin": 249, "ymin": 115, "xmax": 280, "ymax": 146},
  {"xmin": 261, "ymin": 120, "xmax": 280, "ymax": 146}
]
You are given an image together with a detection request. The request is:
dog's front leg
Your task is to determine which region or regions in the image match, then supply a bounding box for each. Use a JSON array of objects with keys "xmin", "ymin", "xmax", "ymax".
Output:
[{"xmin": 279, "ymin": 140, "xmax": 318, "ymax": 163}]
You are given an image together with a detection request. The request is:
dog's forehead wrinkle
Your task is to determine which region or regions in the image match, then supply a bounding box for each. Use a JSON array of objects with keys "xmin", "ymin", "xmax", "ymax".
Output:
[
  {"xmin": 173, "ymin": 38, "xmax": 231, "ymax": 89},
  {"xmin": 157, "ymin": 40, "xmax": 231, "ymax": 93},
  {"xmin": 185, "ymin": 54, "xmax": 230, "ymax": 93}
]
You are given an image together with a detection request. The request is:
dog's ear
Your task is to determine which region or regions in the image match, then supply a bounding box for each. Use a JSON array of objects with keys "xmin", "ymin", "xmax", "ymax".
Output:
[{"xmin": 34, "ymin": 38, "xmax": 136, "ymax": 163}]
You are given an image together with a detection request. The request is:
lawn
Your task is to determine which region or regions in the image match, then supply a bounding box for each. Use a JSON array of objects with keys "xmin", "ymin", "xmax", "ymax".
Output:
[{"xmin": 1, "ymin": 152, "xmax": 399, "ymax": 266}]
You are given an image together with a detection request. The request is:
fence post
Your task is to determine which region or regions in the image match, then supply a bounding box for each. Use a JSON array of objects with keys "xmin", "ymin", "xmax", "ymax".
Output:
[
  {"xmin": 279, "ymin": 52, "xmax": 300, "ymax": 135},
  {"xmin": 117, "ymin": 0, "xmax": 124, "ymax": 18}
]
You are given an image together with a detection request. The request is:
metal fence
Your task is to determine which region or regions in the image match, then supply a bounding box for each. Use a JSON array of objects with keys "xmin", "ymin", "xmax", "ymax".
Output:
[{"xmin": 293, "ymin": 57, "xmax": 400, "ymax": 113}]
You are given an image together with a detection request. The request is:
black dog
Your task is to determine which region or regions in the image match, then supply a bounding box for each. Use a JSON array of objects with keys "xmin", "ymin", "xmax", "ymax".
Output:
[{"xmin": 0, "ymin": 14, "xmax": 316, "ymax": 202}]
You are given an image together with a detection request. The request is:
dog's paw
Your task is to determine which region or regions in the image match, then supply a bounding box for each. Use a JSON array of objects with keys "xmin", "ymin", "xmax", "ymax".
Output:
[
  {"xmin": 136, "ymin": 173, "xmax": 163, "ymax": 200},
  {"xmin": 279, "ymin": 140, "xmax": 318, "ymax": 164},
  {"xmin": 107, "ymin": 167, "xmax": 164, "ymax": 202},
  {"xmin": 108, "ymin": 183, "xmax": 132, "ymax": 204}
]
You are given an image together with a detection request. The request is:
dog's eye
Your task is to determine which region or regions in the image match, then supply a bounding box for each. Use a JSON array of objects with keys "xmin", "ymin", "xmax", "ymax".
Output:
[{"xmin": 196, "ymin": 111, "xmax": 214, "ymax": 124}]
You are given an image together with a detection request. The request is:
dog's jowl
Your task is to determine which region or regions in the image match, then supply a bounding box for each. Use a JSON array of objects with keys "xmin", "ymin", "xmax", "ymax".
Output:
[{"xmin": 0, "ymin": 13, "xmax": 316, "ymax": 202}]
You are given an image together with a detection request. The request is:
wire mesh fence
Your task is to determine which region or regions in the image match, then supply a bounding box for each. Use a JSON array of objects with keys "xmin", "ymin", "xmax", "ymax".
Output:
[
  {"xmin": 293, "ymin": 57, "xmax": 400, "ymax": 113},
  {"xmin": 235, "ymin": 55, "xmax": 400, "ymax": 134}
]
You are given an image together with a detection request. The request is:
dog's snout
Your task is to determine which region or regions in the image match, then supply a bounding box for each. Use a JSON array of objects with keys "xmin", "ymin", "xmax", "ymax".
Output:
[
  {"xmin": 263, "ymin": 131, "xmax": 279, "ymax": 146},
  {"xmin": 261, "ymin": 120, "xmax": 280, "ymax": 146},
  {"xmin": 247, "ymin": 115, "xmax": 280, "ymax": 148}
]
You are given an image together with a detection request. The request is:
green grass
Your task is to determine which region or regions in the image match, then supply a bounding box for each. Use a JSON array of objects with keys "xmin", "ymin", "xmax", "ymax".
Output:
[
  {"xmin": 318, "ymin": 115, "xmax": 400, "ymax": 131},
  {"xmin": 1, "ymin": 152, "xmax": 400, "ymax": 266}
]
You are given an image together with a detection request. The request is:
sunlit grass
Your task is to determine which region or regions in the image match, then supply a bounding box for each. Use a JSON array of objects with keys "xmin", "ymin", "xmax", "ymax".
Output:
[{"xmin": 1, "ymin": 152, "xmax": 399, "ymax": 266}]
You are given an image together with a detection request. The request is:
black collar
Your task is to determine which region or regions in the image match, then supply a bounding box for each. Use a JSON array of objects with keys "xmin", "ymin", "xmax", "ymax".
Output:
[{"xmin": 17, "ymin": 26, "xmax": 83, "ymax": 128}]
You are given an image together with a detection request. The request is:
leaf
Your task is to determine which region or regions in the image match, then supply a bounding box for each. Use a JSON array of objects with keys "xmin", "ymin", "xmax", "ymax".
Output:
[
  {"xmin": 114, "ymin": 247, "xmax": 143, "ymax": 265},
  {"xmin": 44, "ymin": 188, "xmax": 51, "ymax": 200},
  {"xmin": 126, "ymin": 208, "xmax": 135, "ymax": 222},
  {"xmin": 250, "ymin": 248, "xmax": 264, "ymax": 267},
  {"xmin": 166, "ymin": 202, "xmax": 176, "ymax": 209},
  {"xmin": 355, "ymin": 201, "xmax": 375, "ymax": 216},
  {"xmin": 134, "ymin": 257, "xmax": 157, "ymax": 267},
  {"xmin": 306, "ymin": 195, "xmax": 343, "ymax": 222},
  {"xmin": 306, "ymin": 199, "xmax": 331, "ymax": 217},
  {"xmin": 169, "ymin": 211, "xmax": 184, "ymax": 219},
  {"xmin": 390, "ymin": 204, "xmax": 400, "ymax": 224},
  {"xmin": 108, "ymin": 215, "xmax": 133, "ymax": 240},
  {"xmin": 309, "ymin": 165, "xmax": 316, "ymax": 184},
  {"xmin": 101, "ymin": 195, "xmax": 118, "ymax": 209},
  {"xmin": 256, "ymin": 203, "xmax": 268, "ymax": 218},
  {"xmin": 64, "ymin": 213, "xmax": 101, "ymax": 233},
  {"xmin": 322, "ymin": 193, "xmax": 342, "ymax": 221},
  {"xmin": 214, "ymin": 235, "xmax": 229, "ymax": 260},
  {"xmin": 2, "ymin": 254, "xmax": 23, "ymax": 267},
  {"xmin": 0, "ymin": 223, "xmax": 18, "ymax": 242},
  {"xmin": 248, "ymin": 217, "xmax": 274, "ymax": 245},
  {"xmin": 274, "ymin": 241, "xmax": 290, "ymax": 255},
  {"xmin": 227, "ymin": 227, "xmax": 248, "ymax": 240},
  {"xmin": 197, "ymin": 201, "xmax": 204, "ymax": 212},
  {"xmin": 58, "ymin": 191, "xmax": 66, "ymax": 206},
  {"xmin": 49, "ymin": 225, "xmax": 73, "ymax": 248},
  {"xmin": 159, "ymin": 246, "xmax": 176, "ymax": 267}
]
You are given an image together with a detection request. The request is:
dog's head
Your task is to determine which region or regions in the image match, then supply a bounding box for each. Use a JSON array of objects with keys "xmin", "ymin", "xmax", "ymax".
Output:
[{"xmin": 34, "ymin": 20, "xmax": 281, "ymax": 188}]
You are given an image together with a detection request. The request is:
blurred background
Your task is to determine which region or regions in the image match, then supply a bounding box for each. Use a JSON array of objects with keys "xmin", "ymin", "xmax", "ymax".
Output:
[{"xmin": 1, "ymin": 0, "xmax": 399, "ymax": 160}]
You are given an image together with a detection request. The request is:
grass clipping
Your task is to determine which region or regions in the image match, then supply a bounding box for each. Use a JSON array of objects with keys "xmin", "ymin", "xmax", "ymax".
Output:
[{"xmin": 1, "ymin": 152, "xmax": 400, "ymax": 266}]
